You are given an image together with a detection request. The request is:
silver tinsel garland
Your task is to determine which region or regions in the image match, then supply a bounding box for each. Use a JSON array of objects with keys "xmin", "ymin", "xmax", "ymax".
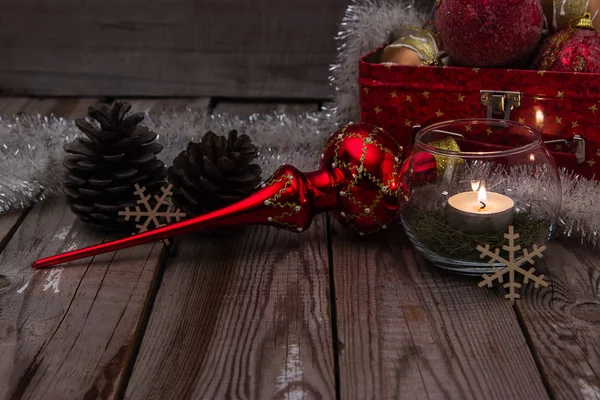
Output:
[{"xmin": 1, "ymin": 0, "xmax": 599, "ymax": 245}]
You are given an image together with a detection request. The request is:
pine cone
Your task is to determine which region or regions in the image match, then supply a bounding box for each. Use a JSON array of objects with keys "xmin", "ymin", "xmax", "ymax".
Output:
[
  {"xmin": 63, "ymin": 101, "xmax": 167, "ymax": 230},
  {"xmin": 168, "ymin": 130, "xmax": 262, "ymax": 217}
]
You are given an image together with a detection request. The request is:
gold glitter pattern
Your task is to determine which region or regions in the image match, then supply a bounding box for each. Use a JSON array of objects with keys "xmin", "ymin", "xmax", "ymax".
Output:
[
  {"xmin": 261, "ymin": 171, "xmax": 304, "ymax": 231},
  {"xmin": 327, "ymin": 127, "xmax": 403, "ymax": 234}
]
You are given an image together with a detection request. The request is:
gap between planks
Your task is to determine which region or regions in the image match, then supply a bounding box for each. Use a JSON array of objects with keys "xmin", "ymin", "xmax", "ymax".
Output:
[
  {"xmin": 329, "ymin": 221, "xmax": 549, "ymax": 400},
  {"xmin": 0, "ymin": 97, "xmax": 206, "ymax": 399},
  {"xmin": 515, "ymin": 238, "xmax": 600, "ymax": 399}
]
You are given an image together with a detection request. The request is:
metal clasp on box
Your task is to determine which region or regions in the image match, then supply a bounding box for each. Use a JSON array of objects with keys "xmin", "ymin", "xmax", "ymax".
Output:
[
  {"xmin": 480, "ymin": 90, "xmax": 522, "ymax": 120},
  {"xmin": 545, "ymin": 135, "xmax": 586, "ymax": 164}
]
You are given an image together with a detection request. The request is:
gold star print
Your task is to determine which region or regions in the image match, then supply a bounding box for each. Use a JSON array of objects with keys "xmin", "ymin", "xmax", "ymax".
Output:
[
  {"xmin": 572, "ymin": 121, "xmax": 579, "ymax": 128},
  {"xmin": 596, "ymin": 148, "xmax": 600, "ymax": 157},
  {"xmin": 465, "ymin": 125, "xmax": 472, "ymax": 132},
  {"xmin": 472, "ymin": 68, "xmax": 480, "ymax": 73},
  {"xmin": 486, "ymin": 128, "xmax": 493, "ymax": 136},
  {"xmin": 391, "ymin": 91, "xmax": 397, "ymax": 98},
  {"xmin": 590, "ymin": 104, "xmax": 598, "ymax": 113},
  {"xmin": 363, "ymin": 87, "xmax": 369, "ymax": 94},
  {"xmin": 557, "ymin": 91, "xmax": 564, "ymax": 99},
  {"xmin": 555, "ymin": 144, "xmax": 564, "ymax": 151},
  {"xmin": 538, "ymin": 70, "xmax": 546, "ymax": 76},
  {"xmin": 406, "ymin": 95, "xmax": 413, "ymax": 102},
  {"xmin": 374, "ymin": 106, "xmax": 382, "ymax": 114},
  {"xmin": 587, "ymin": 159, "xmax": 596, "ymax": 167},
  {"xmin": 435, "ymin": 109, "xmax": 444, "ymax": 118},
  {"xmin": 385, "ymin": 63, "xmax": 393, "ymax": 69},
  {"xmin": 556, "ymin": 116, "xmax": 563, "ymax": 124},
  {"xmin": 405, "ymin": 119, "xmax": 412, "ymax": 127},
  {"xmin": 457, "ymin": 94, "xmax": 465, "ymax": 102},
  {"xmin": 423, "ymin": 91, "xmax": 430, "ymax": 99},
  {"xmin": 518, "ymin": 118, "xmax": 526, "ymax": 124}
]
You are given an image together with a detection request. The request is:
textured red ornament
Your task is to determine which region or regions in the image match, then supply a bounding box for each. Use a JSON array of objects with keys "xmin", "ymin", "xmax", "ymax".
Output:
[
  {"xmin": 435, "ymin": 0, "xmax": 544, "ymax": 67},
  {"xmin": 32, "ymin": 124, "xmax": 406, "ymax": 269},
  {"xmin": 535, "ymin": 27, "xmax": 600, "ymax": 73}
]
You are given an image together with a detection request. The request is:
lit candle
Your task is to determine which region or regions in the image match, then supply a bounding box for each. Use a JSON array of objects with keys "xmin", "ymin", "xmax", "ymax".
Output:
[{"xmin": 446, "ymin": 183, "xmax": 514, "ymax": 234}]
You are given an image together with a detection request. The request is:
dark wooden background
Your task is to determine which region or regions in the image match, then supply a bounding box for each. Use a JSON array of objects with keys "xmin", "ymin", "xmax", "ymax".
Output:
[
  {"xmin": 0, "ymin": 0, "xmax": 351, "ymax": 98},
  {"xmin": 0, "ymin": 0, "xmax": 437, "ymax": 99}
]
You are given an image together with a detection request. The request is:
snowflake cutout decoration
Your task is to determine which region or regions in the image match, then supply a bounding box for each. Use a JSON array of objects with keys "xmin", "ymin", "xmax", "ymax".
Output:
[
  {"xmin": 118, "ymin": 184, "xmax": 186, "ymax": 245},
  {"xmin": 477, "ymin": 226, "xmax": 549, "ymax": 304}
]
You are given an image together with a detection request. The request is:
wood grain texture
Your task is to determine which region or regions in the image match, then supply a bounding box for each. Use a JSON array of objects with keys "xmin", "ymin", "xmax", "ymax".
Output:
[
  {"xmin": 516, "ymin": 239, "xmax": 600, "ymax": 399},
  {"xmin": 213, "ymin": 100, "xmax": 320, "ymax": 116},
  {"xmin": 0, "ymin": 98, "xmax": 30, "ymax": 115},
  {"xmin": 125, "ymin": 217, "xmax": 335, "ymax": 400},
  {"xmin": 0, "ymin": 211, "xmax": 28, "ymax": 253},
  {"xmin": 48, "ymin": 98, "xmax": 103, "ymax": 118},
  {"xmin": 149, "ymin": 98, "xmax": 211, "ymax": 113},
  {"xmin": 0, "ymin": 0, "xmax": 350, "ymax": 98},
  {"xmin": 330, "ymin": 222, "xmax": 549, "ymax": 400},
  {"xmin": 0, "ymin": 98, "xmax": 56, "ymax": 257},
  {"xmin": 0, "ymin": 196, "xmax": 165, "ymax": 400}
]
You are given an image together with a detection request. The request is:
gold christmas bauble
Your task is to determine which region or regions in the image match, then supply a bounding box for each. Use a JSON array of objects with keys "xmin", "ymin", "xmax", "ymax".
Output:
[
  {"xmin": 430, "ymin": 137, "xmax": 463, "ymax": 178},
  {"xmin": 380, "ymin": 28, "xmax": 441, "ymax": 66},
  {"xmin": 543, "ymin": 0, "xmax": 600, "ymax": 31}
]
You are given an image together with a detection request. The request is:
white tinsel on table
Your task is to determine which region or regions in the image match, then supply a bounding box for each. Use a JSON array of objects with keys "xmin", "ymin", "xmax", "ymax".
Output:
[{"xmin": 1, "ymin": 0, "xmax": 600, "ymax": 245}]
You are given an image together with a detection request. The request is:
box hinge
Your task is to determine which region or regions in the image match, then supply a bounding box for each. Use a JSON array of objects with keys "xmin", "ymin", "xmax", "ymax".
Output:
[{"xmin": 480, "ymin": 90, "xmax": 522, "ymax": 120}]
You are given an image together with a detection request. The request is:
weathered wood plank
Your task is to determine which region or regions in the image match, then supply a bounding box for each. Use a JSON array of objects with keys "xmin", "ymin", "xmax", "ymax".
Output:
[
  {"xmin": 0, "ymin": 97, "xmax": 30, "ymax": 115},
  {"xmin": 0, "ymin": 196, "xmax": 166, "ymax": 400},
  {"xmin": 0, "ymin": 97, "xmax": 57, "ymax": 116},
  {"xmin": 0, "ymin": 97, "xmax": 57, "ymax": 256},
  {"xmin": 150, "ymin": 98, "xmax": 211, "ymax": 113},
  {"xmin": 516, "ymin": 239, "xmax": 600, "ymax": 399},
  {"xmin": 331, "ymin": 222, "xmax": 549, "ymax": 399},
  {"xmin": 0, "ymin": 97, "xmax": 168, "ymax": 399},
  {"xmin": 49, "ymin": 98, "xmax": 102, "ymax": 118},
  {"xmin": 0, "ymin": 211, "xmax": 29, "ymax": 252},
  {"xmin": 125, "ymin": 217, "xmax": 336, "ymax": 399},
  {"xmin": 213, "ymin": 101, "xmax": 320, "ymax": 116},
  {"xmin": 0, "ymin": 0, "xmax": 349, "ymax": 98}
]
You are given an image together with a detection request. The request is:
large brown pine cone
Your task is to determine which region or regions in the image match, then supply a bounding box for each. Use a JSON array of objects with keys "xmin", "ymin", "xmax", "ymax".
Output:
[
  {"xmin": 168, "ymin": 130, "xmax": 262, "ymax": 217},
  {"xmin": 63, "ymin": 101, "xmax": 167, "ymax": 230}
]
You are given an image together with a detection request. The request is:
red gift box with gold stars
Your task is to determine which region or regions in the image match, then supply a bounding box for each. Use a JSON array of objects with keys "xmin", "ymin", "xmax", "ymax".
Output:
[{"xmin": 359, "ymin": 47, "xmax": 600, "ymax": 179}]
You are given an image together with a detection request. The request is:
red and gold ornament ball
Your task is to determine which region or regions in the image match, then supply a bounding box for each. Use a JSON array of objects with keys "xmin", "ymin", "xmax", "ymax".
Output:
[
  {"xmin": 434, "ymin": 0, "xmax": 544, "ymax": 67},
  {"xmin": 319, "ymin": 123, "xmax": 405, "ymax": 234},
  {"xmin": 535, "ymin": 13, "xmax": 600, "ymax": 72}
]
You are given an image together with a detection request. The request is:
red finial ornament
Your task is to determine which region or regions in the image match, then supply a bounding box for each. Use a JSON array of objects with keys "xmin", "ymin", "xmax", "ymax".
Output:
[{"xmin": 33, "ymin": 123, "xmax": 406, "ymax": 269}]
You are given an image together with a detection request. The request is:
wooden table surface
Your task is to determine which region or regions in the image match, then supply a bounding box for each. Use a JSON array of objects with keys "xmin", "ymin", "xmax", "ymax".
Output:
[{"xmin": 1, "ymin": 98, "xmax": 599, "ymax": 400}]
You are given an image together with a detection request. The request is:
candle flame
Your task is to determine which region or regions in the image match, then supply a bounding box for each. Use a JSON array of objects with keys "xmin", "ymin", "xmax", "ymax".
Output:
[
  {"xmin": 478, "ymin": 185, "xmax": 487, "ymax": 203},
  {"xmin": 471, "ymin": 180, "xmax": 481, "ymax": 191}
]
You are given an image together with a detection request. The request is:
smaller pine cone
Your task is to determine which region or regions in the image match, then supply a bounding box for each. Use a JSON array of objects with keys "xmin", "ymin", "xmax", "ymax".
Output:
[{"xmin": 168, "ymin": 130, "xmax": 262, "ymax": 216}]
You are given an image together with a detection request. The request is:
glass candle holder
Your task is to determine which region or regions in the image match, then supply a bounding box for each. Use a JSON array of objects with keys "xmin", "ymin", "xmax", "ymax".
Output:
[{"xmin": 400, "ymin": 119, "xmax": 561, "ymax": 275}]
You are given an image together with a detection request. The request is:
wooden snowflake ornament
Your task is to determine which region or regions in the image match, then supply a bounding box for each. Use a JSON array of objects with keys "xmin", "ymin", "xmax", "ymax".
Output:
[
  {"xmin": 477, "ymin": 226, "xmax": 549, "ymax": 304},
  {"xmin": 119, "ymin": 184, "xmax": 186, "ymax": 245}
]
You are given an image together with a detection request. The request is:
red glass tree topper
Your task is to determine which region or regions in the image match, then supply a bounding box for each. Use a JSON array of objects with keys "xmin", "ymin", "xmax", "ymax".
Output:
[{"xmin": 33, "ymin": 123, "xmax": 407, "ymax": 269}]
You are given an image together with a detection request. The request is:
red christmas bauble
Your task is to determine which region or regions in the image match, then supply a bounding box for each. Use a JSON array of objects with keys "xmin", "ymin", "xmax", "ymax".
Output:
[
  {"xmin": 535, "ymin": 24, "xmax": 600, "ymax": 72},
  {"xmin": 319, "ymin": 123, "xmax": 405, "ymax": 234},
  {"xmin": 435, "ymin": 0, "xmax": 544, "ymax": 67}
]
